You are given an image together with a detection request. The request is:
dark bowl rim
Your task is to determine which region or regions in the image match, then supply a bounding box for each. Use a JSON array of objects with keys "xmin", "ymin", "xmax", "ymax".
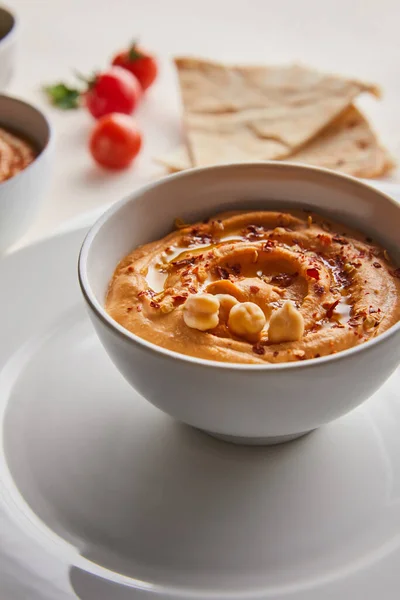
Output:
[
  {"xmin": 0, "ymin": 5, "xmax": 17, "ymax": 45},
  {"xmin": 0, "ymin": 94, "xmax": 53, "ymax": 190}
]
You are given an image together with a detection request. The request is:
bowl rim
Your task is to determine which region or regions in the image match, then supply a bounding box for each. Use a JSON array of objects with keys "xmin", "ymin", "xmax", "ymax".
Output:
[
  {"xmin": 0, "ymin": 4, "xmax": 17, "ymax": 47},
  {"xmin": 0, "ymin": 93, "xmax": 53, "ymax": 191},
  {"xmin": 78, "ymin": 162, "xmax": 400, "ymax": 372}
]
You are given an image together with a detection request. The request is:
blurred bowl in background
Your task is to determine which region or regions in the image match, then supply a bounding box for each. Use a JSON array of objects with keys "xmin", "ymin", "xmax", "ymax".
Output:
[
  {"xmin": 0, "ymin": 5, "xmax": 17, "ymax": 89},
  {"xmin": 0, "ymin": 95, "xmax": 53, "ymax": 253}
]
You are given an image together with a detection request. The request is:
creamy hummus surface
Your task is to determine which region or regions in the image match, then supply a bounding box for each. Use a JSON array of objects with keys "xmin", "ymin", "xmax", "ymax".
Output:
[
  {"xmin": 0, "ymin": 126, "xmax": 37, "ymax": 183},
  {"xmin": 106, "ymin": 211, "xmax": 400, "ymax": 364}
]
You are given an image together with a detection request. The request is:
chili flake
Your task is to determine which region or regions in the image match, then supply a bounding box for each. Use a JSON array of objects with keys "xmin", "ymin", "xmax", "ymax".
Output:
[
  {"xmin": 306, "ymin": 267, "xmax": 320, "ymax": 280},
  {"xmin": 215, "ymin": 266, "xmax": 230, "ymax": 280},
  {"xmin": 314, "ymin": 284, "xmax": 324, "ymax": 296},
  {"xmin": 325, "ymin": 299, "xmax": 340, "ymax": 319},
  {"xmin": 332, "ymin": 236, "xmax": 349, "ymax": 245},
  {"xmin": 263, "ymin": 240, "xmax": 276, "ymax": 251},
  {"xmin": 172, "ymin": 256, "xmax": 197, "ymax": 268},
  {"xmin": 252, "ymin": 343, "xmax": 265, "ymax": 355},
  {"xmin": 271, "ymin": 272, "xmax": 298, "ymax": 287}
]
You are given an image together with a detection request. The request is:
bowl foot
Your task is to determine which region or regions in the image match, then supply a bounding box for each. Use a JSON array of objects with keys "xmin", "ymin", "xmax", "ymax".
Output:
[{"xmin": 202, "ymin": 429, "xmax": 315, "ymax": 446}]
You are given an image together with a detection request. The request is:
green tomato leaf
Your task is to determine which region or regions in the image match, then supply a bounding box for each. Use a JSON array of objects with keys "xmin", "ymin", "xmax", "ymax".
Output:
[{"xmin": 43, "ymin": 83, "xmax": 81, "ymax": 110}]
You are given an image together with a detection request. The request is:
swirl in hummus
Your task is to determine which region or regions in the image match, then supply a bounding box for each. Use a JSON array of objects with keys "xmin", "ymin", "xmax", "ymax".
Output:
[
  {"xmin": 0, "ymin": 126, "xmax": 37, "ymax": 183},
  {"xmin": 106, "ymin": 211, "xmax": 400, "ymax": 364}
]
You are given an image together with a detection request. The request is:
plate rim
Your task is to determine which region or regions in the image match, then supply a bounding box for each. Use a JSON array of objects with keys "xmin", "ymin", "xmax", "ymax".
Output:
[{"xmin": 1, "ymin": 218, "xmax": 400, "ymax": 599}]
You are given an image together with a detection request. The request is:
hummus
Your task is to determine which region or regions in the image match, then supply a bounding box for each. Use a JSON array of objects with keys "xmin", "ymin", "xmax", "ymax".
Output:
[
  {"xmin": 0, "ymin": 126, "xmax": 36, "ymax": 183},
  {"xmin": 106, "ymin": 211, "xmax": 400, "ymax": 364}
]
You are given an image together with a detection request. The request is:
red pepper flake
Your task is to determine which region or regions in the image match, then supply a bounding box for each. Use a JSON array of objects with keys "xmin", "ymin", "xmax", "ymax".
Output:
[
  {"xmin": 263, "ymin": 239, "xmax": 276, "ymax": 251},
  {"xmin": 391, "ymin": 268, "xmax": 400, "ymax": 278},
  {"xmin": 173, "ymin": 295, "xmax": 187, "ymax": 306},
  {"xmin": 317, "ymin": 233, "xmax": 332, "ymax": 246},
  {"xmin": 314, "ymin": 284, "xmax": 324, "ymax": 296},
  {"xmin": 335, "ymin": 255, "xmax": 345, "ymax": 268},
  {"xmin": 250, "ymin": 285, "xmax": 260, "ymax": 294},
  {"xmin": 172, "ymin": 256, "xmax": 197, "ymax": 268},
  {"xmin": 325, "ymin": 299, "xmax": 340, "ymax": 319},
  {"xmin": 227, "ymin": 263, "xmax": 241, "ymax": 276},
  {"xmin": 136, "ymin": 305, "xmax": 142, "ymax": 312},
  {"xmin": 271, "ymin": 272, "xmax": 298, "ymax": 287},
  {"xmin": 215, "ymin": 265, "xmax": 230, "ymax": 280},
  {"xmin": 252, "ymin": 343, "xmax": 265, "ymax": 356},
  {"xmin": 243, "ymin": 224, "xmax": 265, "ymax": 241},
  {"xmin": 150, "ymin": 301, "xmax": 160, "ymax": 309},
  {"xmin": 188, "ymin": 286, "xmax": 197, "ymax": 293},
  {"xmin": 137, "ymin": 290, "xmax": 146, "ymax": 298},
  {"xmin": 348, "ymin": 318, "xmax": 359, "ymax": 328},
  {"xmin": 126, "ymin": 307, "xmax": 133, "ymax": 312},
  {"xmin": 373, "ymin": 262, "xmax": 382, "ymax": 269},
  {"xmin": 332, "ymin": 236, "xmax": 349, "ymax": 245},
  {"xmin": 127, "ymin": 266, "xmax": 134, "ymax": 273},
  {"xmin": 273, "ymin": 351, "xmax": 279, "ymax": 357},
  {"xmin": 191, "ymin": 233, "xmax": 214, "ymax": 245},
  {"xmin": 315, "ymin": 353, "xmax": 321, "ymax": 358},
  {"xmin": 306, "ymin": 267, "xmax": 320, "ymax": 280}
]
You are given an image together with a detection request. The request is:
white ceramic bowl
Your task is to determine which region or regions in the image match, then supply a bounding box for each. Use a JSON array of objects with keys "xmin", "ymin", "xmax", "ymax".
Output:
[
  {"xmin": 0, "ymin": 95, "xmax": 53, "ymax": 253},
  {"xmin": 0, "ymin": 5, "xmax": 17, "ymax": 89},
  {"xmin": 79, "ymin": 163, "xmax": 400, "ymax": 445}
]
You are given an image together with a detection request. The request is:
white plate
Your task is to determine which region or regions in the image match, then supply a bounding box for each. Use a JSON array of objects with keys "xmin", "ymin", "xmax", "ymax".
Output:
[{"xmin": 1, "ymin": 224, "xmax": 400, "ymax": 600}]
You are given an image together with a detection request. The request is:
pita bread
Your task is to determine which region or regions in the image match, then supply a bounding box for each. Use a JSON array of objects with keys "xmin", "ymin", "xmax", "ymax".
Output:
[
  {"xmin": 175, "ymin": 57, "xmax": 379, "ymax": 167},
  {"xmin": 290, "ymin": 105, "xmax": 393, "ymax": 178},
  {"xmin": 155, "ymin": 106, "xmax": 393, "ymax": 178}
]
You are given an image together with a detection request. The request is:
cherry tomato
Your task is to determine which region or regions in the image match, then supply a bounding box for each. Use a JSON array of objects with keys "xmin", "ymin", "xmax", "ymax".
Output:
[
  {"xmin": 85, "ymin": 66, "xmax": 141, "ymax": 119},
  {"xmin": 89, "ymin": 113, "xmax": 142, "ymax": 169},
  {"xmin": 112, "ymin": 43, "xmax": 158, "ymax": 91}
]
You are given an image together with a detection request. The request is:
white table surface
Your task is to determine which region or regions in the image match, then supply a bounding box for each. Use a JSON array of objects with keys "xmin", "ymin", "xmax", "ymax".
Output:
[
  {"xmin": 1, "ymin": 1, "xmax": 400, "ymax": 599},
  {"xmin": 4, "ymin": 0, "xmax": 400, "ymax": 250}
]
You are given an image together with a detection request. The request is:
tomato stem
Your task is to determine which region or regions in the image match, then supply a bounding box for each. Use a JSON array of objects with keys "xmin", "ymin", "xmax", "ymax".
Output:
[{"xmin": 128, "ymin": 40, "xmax": 144, "ymax": 62}]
